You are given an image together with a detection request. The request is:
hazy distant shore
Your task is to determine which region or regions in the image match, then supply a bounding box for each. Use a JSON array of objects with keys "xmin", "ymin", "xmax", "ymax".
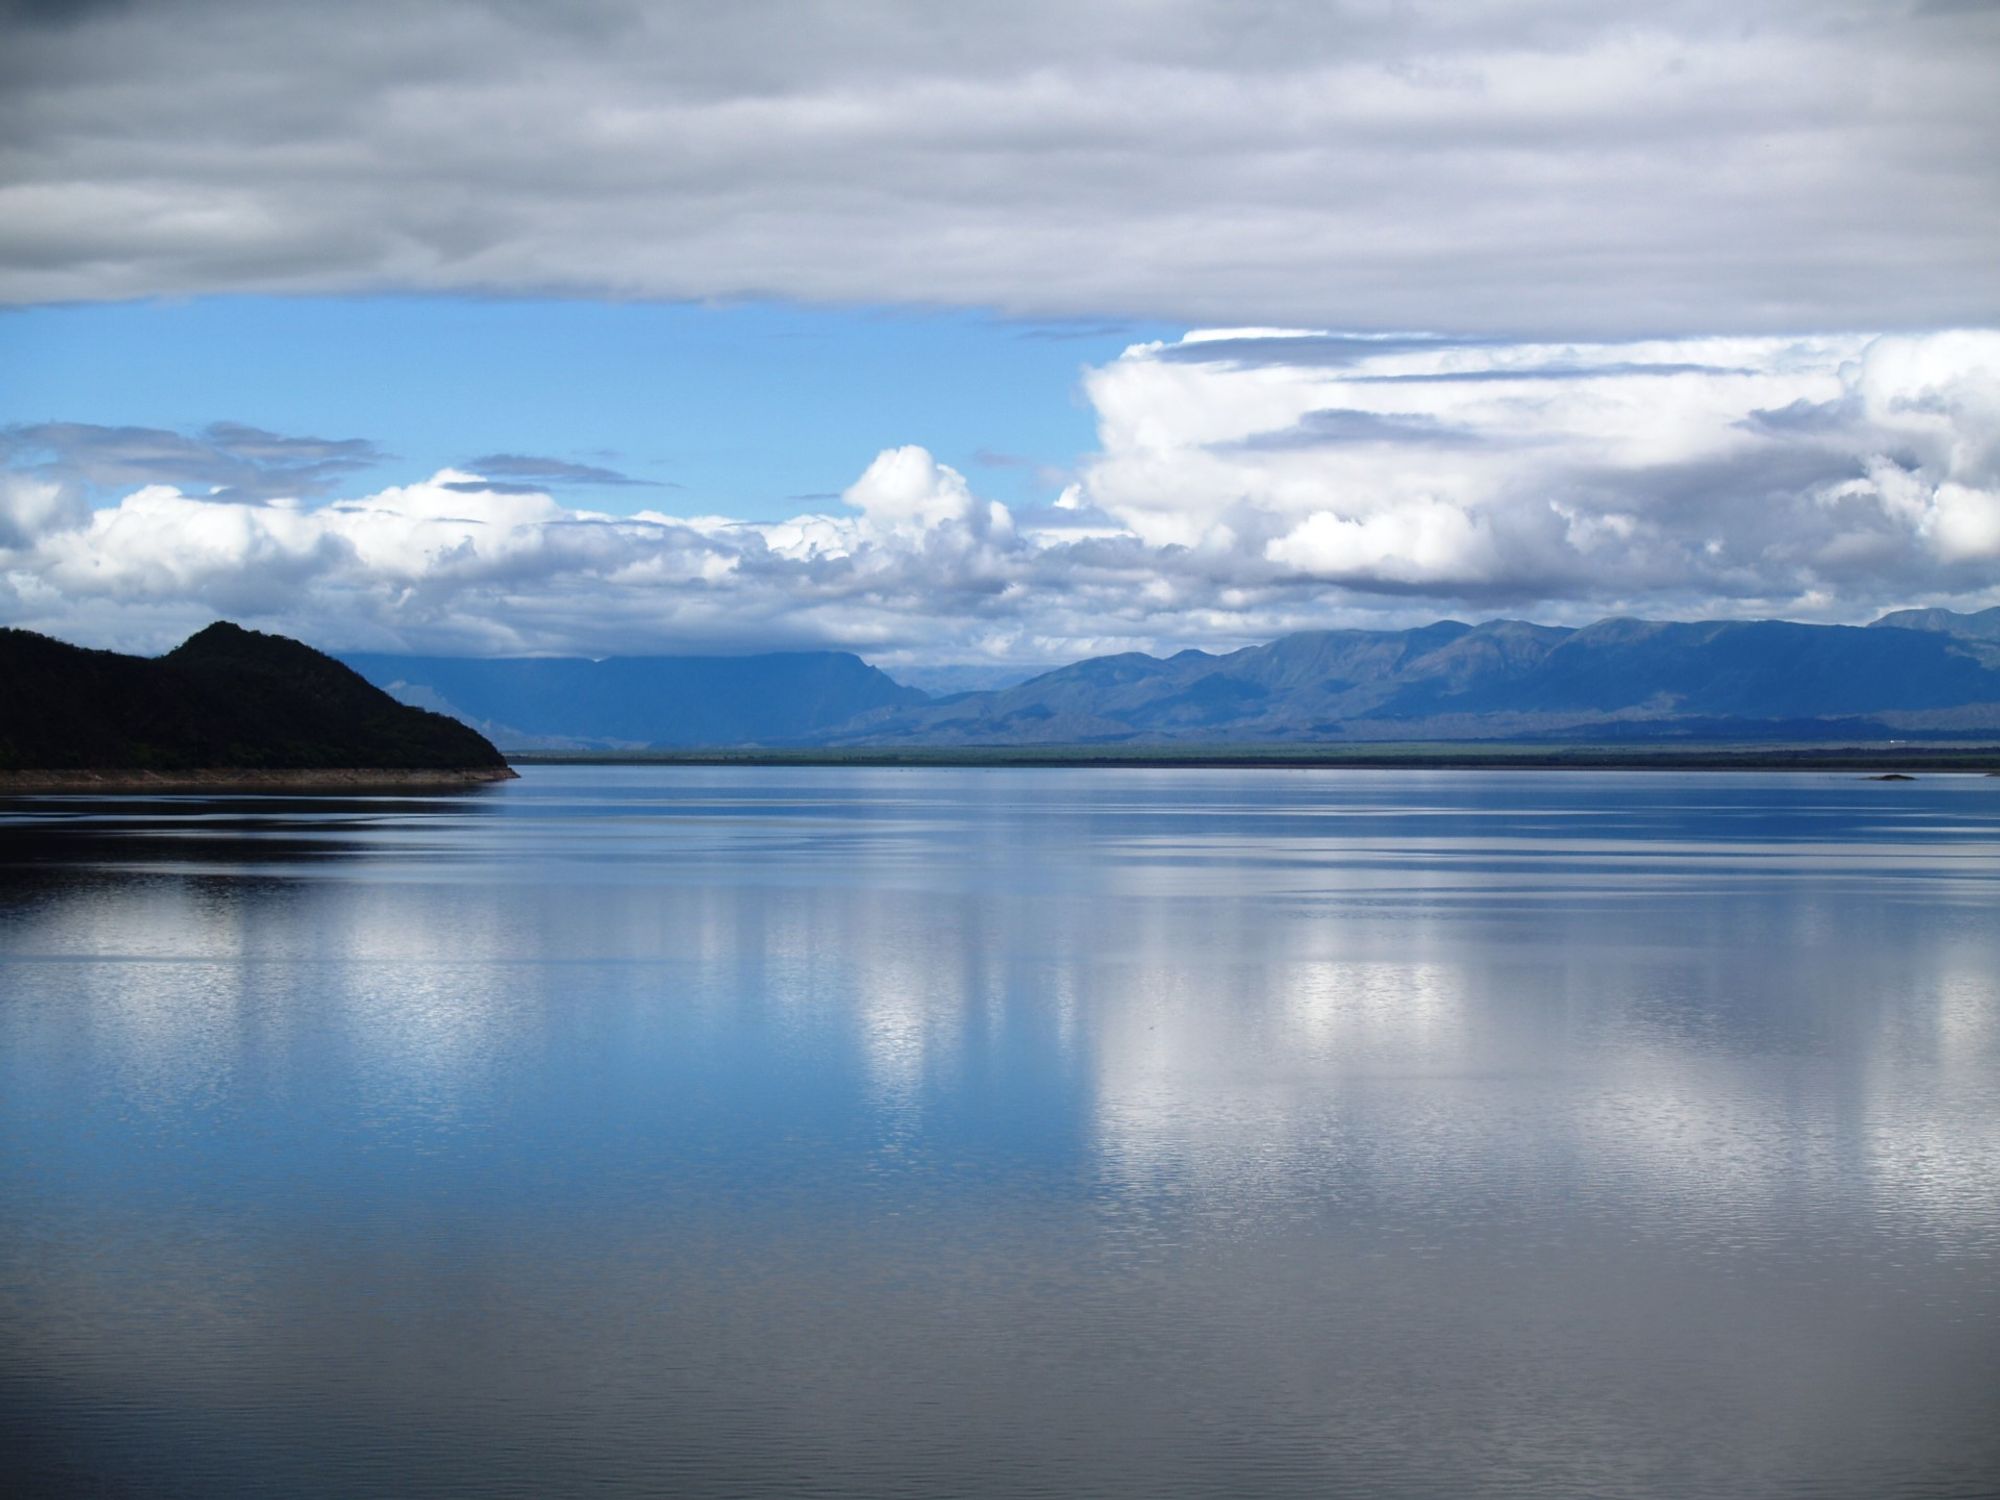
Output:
[
  {"xmin": 507, "ymin": 745, "xmax": 2000, "ymax": 773},
  {"xmin": 0, "ymin": 766, "xmax": 518, "ymax": 793}
]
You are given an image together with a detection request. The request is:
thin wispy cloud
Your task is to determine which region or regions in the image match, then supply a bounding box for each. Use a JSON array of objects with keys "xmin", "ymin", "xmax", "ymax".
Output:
[
  {"xmin": 463, "ymin": 454, "xmax": 669, "ymax": 488},
  {"xmin": 1, "ymin": 420, "xmax": 386, "ymax": 501}
]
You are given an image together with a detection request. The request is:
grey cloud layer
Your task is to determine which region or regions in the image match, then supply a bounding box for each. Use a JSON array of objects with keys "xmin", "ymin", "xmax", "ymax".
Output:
[
  {"xmin": 2, "ymin": 0, "xmax": 1996, "ymax": 332},
  {"xmin": 1, "ymin": 420, "xmax": 384, "ymax": 501},
  {"xmin": 4, "ymin": 329, "xmax": 1998, "ymax": 662},
  {"xmin": 463, "ymin": 454, "xmax": 666, "ymax": 488}
]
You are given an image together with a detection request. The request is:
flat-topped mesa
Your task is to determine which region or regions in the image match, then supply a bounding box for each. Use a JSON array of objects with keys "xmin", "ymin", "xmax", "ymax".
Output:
[{"xmin": 0, "ymin": 622, "xmax": 514, "ymax": 786}]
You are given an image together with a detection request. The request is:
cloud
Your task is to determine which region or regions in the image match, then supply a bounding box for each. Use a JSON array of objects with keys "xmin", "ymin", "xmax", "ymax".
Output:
[
  {"xmin": 462, "ymin": 453, "xmax": 666, "ymax": 487},
  {"xmin": 439, "ymin": 480, "xmax": 561, "ymax": 497},
  {"xmin": 0, "ymin": 469, "xmax": 85, "ymax": 549},
  {"xmin": 839, "ymin": 446, "xmax": 1010, "ymax": 542},
  {"xmin": 0, "ymin": 458, "xmax": 1050, "ymax": 659},
  {"xmin": 1079, "ymin": 327, "xmax": 2000, "ymax": 611},
  {"xmin": 1265, "ymin": 501, "xmax": 1501, "ymax": 586},
  {"xmin": 5, "ymin": 329, "xmax": 2000, "ymax": 664},
  {"xmin": 0, "ymin": 1, "xmax": 1995, "ymax": 334},
  {"xmin": 1, "ymin": 420, "xmax": 385, "ymax": 503},
  {"xmin": 1230, "ymin": 408, "xmax": 1491, "ymax": 452}
]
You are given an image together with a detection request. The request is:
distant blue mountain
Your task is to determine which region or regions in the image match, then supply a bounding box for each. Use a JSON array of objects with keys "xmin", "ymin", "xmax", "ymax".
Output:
[
  {"xmin": 1869, "ymin": 604, "xmax": 2000, "ymax": 641},
  {"xmin": 831, "ymin": 609, "xmax": 2000, "ymax": 745},
  {"xmin": 340, "ymin": 651, "xmax": 927, "ymax": 749},
  {"xmin": 345, "ymin": 607, "xmax": 2000, "ymax": 749}
]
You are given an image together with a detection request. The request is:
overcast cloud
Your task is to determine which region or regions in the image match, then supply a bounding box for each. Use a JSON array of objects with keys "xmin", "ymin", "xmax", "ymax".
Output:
[
  {"xmin": 2, "ymin": 0, "xmax": 1996, "ymax": 333},
  {"xmin": 5, "ymin": 328, "xmax": 1997, "ymax": 664}
]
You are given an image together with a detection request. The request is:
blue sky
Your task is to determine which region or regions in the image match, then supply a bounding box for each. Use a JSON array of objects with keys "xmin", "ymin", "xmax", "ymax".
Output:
[
  {"xmin": 1, "ymin": 1, "xmax": 1996, "ymax": 664},
  {"xmin": 1, "ymin": 297, "xmax": 1167, "ymax": 517}
]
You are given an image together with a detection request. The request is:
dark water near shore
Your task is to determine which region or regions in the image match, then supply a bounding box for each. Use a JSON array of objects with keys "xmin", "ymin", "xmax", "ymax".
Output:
[{"xmin": 2, "ymin": 766, "xmax": 1997, "ymax": 1498}]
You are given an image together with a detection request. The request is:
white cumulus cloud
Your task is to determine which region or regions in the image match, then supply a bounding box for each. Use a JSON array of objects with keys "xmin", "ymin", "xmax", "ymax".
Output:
[
  {"xmin": 6, "ymin": 328, "xmax": 2000, "ymax": 666},
  {"xmin": 841, "ymin": 446, "xmax": 1013, "ymax": 544},
  {"xmin": 1078, "ymin": 328, "xmax": 2000, "ymax": 615}
]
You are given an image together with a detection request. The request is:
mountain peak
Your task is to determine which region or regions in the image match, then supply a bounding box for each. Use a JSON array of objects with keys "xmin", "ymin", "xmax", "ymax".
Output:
[
  {"xmin": 167, "ymin": 620, "xmax": 333, "ymax": 667},
  {"xmin": 1871, "ymin": 605, "xmax": 2000, "ymax": 641}
]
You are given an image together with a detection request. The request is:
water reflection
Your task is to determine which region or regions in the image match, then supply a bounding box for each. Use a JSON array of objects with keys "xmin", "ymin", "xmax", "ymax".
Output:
[{"xmin": 1, "ymin": 769, "xmax": 1997, "ymax": 1497}]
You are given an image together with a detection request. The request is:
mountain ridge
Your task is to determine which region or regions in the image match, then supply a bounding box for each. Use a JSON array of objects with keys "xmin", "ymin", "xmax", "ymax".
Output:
[
  {"xmin": 337, "ymin": 606, "xmax": 2000, "ymax": 750},
  {"xmin": 827, "ymin": 608, "xmax": 2000, "ymax": 746},
  {"xmin": 1869, "ymin": 604, "xmax": 2000, "ymax": 641}
]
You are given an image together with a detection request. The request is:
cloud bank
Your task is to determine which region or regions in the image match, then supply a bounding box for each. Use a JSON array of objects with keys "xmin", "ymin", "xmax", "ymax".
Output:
[
  {"xmin": 2, "ymin": 0, "xmax": 1996, "ymax": 334},
  {"xmin": 5, "ymin": 329, "xmax": 1999, "ymax": 664},
  {"xmin": 1082, "ymin": 328, "xmax": 2000, "ymax": 610}
]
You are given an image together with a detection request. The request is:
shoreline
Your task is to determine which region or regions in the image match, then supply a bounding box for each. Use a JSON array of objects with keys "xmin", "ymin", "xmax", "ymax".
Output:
[
  {"xmin": 507, "ymin": 745, "xmax": 2000, "ymax": 773},
  {"xmin": 0, "ymin": 766, "xmax": 518, "ymax": 793}
]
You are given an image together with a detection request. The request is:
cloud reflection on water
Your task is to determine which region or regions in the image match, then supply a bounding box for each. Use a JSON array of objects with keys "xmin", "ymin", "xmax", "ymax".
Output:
[{"xmin": 2, "ymin": 769, "xmax": 1997, "ymax": 1495}]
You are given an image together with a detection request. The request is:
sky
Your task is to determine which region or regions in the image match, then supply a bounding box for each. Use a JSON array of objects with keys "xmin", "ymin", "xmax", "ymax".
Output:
[{"xmin": 2, "ymin": 0, "xmax": 1998, "ymax": 668}]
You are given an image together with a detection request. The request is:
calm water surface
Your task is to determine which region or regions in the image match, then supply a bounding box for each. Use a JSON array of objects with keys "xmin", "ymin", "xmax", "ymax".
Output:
[{"xmin": 2, "ymin": 766, "xmax": 1997, "ymax": 1497}]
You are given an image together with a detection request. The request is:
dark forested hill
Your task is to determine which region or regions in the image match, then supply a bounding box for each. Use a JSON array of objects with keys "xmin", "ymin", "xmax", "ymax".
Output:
[{"xmin": 0, "ymin": 623, "xmax": 511, "ymax": 774}]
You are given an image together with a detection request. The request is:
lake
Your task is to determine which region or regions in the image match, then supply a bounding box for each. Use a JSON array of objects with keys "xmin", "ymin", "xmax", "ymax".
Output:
[{"xmin": 2, "ymin": 766, "xmax": 1997, "ymax": 1497}]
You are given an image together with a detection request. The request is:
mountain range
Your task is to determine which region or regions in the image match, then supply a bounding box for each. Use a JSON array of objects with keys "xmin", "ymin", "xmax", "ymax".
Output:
[
  {"xmin": 340, "ymin": 606, "xmax": 2000, "ymax": 750},
  {"xmin": 339, "ymin": 650, "xmax": 927, "ymax": 750}
]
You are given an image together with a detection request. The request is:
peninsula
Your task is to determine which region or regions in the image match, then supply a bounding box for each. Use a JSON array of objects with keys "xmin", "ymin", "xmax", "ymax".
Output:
[{"xmin": 0, "ymin": 622, "xmax": 515, "ymax": 790}]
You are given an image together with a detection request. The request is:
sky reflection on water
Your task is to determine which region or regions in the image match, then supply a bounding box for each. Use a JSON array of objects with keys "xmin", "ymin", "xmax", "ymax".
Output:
[{"xmin": 2, "ymin": 767, "xmax": 1997, "ymax": 1497}]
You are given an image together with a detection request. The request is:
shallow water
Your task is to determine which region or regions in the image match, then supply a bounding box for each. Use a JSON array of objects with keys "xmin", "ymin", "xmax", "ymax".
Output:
[{"xmin": 2, "ymin": 766, "xmax": 1997, "ymax": 1498}]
